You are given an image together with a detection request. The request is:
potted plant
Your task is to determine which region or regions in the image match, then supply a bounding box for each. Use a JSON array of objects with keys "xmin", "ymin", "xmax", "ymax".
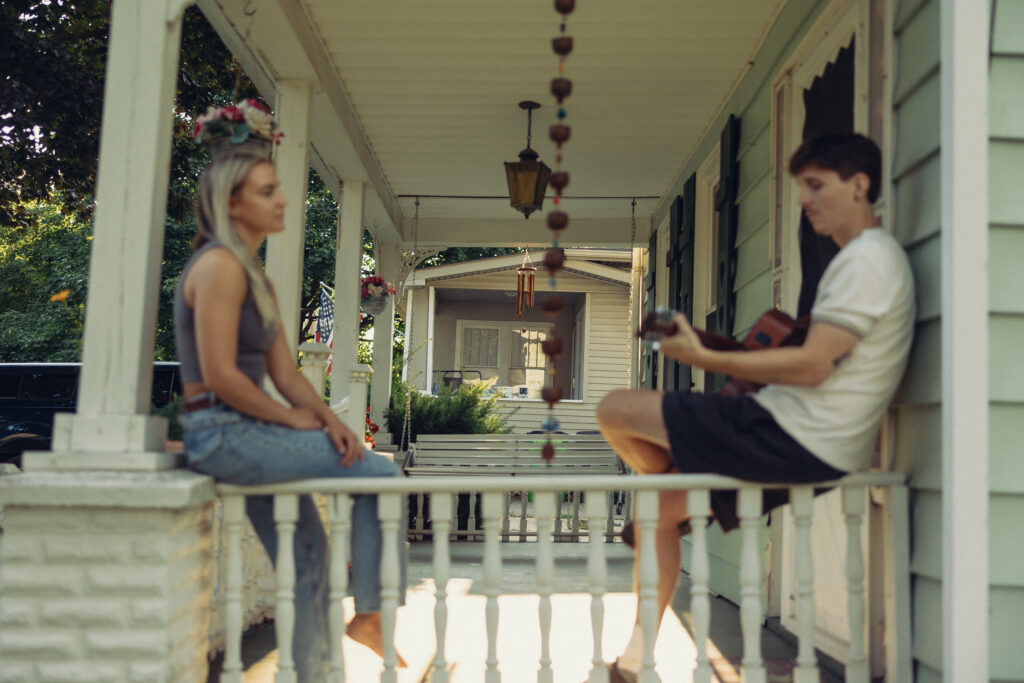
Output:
[{"xmin": 360, "ymin": 275, "xmax": 395, "ymax": 315}]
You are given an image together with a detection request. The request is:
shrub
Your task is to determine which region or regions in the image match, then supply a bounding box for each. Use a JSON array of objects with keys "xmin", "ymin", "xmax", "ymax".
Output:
[{"xmin": 386, "ymin": 379, "xmax": 512, "ymax": 443}]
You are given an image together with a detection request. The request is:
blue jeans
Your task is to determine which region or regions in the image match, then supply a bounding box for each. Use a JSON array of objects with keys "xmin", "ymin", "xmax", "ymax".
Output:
[{"xmin": 179, "ymin": 404, "xmax": 405, "ymax": 681}]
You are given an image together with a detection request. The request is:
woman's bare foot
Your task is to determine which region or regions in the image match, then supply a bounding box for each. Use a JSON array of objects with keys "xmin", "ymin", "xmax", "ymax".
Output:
[{"xmin": 346, "ymin": 612, "xmax": 407, "ymax": 668}]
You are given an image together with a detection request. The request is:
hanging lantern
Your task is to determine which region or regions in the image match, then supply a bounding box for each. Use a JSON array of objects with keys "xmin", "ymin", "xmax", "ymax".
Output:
[
  {"xmin": 516, "ymin": 251, "xmax": 537, "ymax": 317},
  {"xmin": 504, "ymin": 101, "xmax": 552, "ymax": 219}
]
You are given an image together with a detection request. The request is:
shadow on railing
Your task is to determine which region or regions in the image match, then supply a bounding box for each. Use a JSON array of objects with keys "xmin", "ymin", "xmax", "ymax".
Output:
[{"xmin": 212, "ymin": 472, "xmax": 911, "ymax": 683}]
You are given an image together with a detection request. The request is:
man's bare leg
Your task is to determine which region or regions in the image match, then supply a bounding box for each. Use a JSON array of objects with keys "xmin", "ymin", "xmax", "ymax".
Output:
[{"xmin": 598, "ymin": 390, "xmax": 692, "ymax": 674}]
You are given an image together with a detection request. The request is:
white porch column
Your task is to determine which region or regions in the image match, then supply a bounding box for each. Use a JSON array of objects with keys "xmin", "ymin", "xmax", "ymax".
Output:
[
  {"xmin": 330, "ymin": 181, "xmax": 365, "ymax": 405},
  {"xmin": 369, "ymin": 241, "xmax": 400, "ymax": 427},
  {"xmin": 265, "ymin": 80, "xmax": 313, "ymax": 358},
  {"xmin": 39, "ymin": 0, "xmax": 192, "ymax": 471},
  {"xmin": 940, "ymin": 0, "xmax": 989, "ymax": 679},
  {"xmin": 402, "ymin": 287, "xmax": 430, "ymax": 393}
]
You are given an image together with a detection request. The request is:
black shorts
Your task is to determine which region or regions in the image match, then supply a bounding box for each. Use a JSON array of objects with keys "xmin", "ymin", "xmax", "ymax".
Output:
[{"xmin": 661, "ymin": 392, "xmax": 845, "ymax": 531}]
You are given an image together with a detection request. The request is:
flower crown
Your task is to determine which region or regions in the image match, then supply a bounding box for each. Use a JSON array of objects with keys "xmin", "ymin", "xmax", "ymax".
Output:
[{"xmin": 193, "ymin": 99, "xmax": 284, "ymax": 157}]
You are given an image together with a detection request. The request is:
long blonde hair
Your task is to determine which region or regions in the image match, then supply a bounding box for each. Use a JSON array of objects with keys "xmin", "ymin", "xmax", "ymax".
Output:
[{"xmin": 193, "ymin": 152, "xmax": 278, "ymax": 331}]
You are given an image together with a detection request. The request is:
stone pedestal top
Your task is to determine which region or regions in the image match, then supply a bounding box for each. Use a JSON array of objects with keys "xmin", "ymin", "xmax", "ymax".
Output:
[{"xmin": 0, "ymin": 469, "xmax": 216, "ymax": 509}]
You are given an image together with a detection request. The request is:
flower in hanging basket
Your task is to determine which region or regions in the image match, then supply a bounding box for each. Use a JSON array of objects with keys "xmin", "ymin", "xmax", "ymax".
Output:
[{"xmin": 360, "ymin": 275, "xmax": 396, "ymax": 315}]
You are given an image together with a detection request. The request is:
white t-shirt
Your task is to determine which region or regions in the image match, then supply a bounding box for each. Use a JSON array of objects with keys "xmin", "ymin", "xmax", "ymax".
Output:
[{"xmin": 753, "ymin": 228, "xmax": 916, "ymax": 472}]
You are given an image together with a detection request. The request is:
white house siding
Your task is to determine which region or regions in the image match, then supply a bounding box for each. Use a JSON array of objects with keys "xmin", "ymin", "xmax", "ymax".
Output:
[
  {"xmin": 890, "ymin": 0, "xmax": 944, "ymax": 679},
  {"xmin": 495, "ymin": 291, "xmax": 631, "ymax": 434},
  {"xmin": 987, "ymin": 2, "xmax": 1024, "ymax": 678}
]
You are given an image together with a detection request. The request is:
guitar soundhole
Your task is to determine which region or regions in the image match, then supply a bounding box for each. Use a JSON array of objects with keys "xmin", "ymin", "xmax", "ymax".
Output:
[{"xmin": 754, "ymin": 331, "xmax": 772, "ymax": 346}]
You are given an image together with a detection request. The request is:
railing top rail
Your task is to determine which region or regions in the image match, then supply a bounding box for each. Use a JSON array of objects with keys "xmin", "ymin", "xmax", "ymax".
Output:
[{"xmin": 216, "ymin": 471, "xmax": 905, "ymax": 496}]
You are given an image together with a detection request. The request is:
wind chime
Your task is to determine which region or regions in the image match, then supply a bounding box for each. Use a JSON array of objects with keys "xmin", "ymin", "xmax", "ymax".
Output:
[
  {"xmin": 516, "ymin": 250, "xmax": 536, "ymax": 317},
  {"xmin": 538, "ymin": 0, "xmax": 576, "ymax": 462}
]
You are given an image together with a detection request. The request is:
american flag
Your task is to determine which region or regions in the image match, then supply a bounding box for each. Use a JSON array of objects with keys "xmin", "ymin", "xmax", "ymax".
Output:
[{"xmin": 316, "ymin": 284, "xmax": 334, "ymax": 374}]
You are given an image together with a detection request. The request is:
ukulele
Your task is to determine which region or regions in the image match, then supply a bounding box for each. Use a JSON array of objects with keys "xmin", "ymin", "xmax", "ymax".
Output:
[{"xmin": 637, "ymin": 307, "xmax": 809, "ymax": 395}]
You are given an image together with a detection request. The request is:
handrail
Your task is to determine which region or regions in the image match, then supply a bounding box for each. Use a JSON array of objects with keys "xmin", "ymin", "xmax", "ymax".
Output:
[{"xmin": 217, "ymin": 470, "xmax": 905, "ymax": 497}]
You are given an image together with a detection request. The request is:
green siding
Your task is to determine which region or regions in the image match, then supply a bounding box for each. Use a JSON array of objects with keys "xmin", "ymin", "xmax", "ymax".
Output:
[
  {"xmin": 992, "ymin": 0, "xmax": 1024, "ymax": 54},
  {"xmin": 906, "ymin": 235, "xmax": 941, "ymax": 320},
  {"xmin": 990, "ymin": 57, "xmax": 1024, "ymax": 138},
  {"xmin": 911, "ymin": 575, "xmax": 943, "ymax": 671},
  {"xmin": 893, "ymin": 153, "xmax": 941, "ymax": 245},
  {"xmin": 990, "ymin": 140, "xmax": 1024, "ymax": 225},
  {"xmin": 896, "ymin": 316, "xmax": 941, "ymax": 405},
  {"xmin": 892, "ymin": 2, "xmax": 944, "ymax": 680},
  {"xmin": 991, "ymin": 586, "xmax": 1024, "ymax": 680},
  {"xmin": 909, "ymin": 489, "xmax": 942, "ymax": 580},
  {"xmin": 892, "ymin": 404, "xmax": 942, "ymax": 488},
  {"xmin": 893, "ymin": 73, "xmax": 940, "ymax": 177},
  {"xmin": 892, "ymin": 0, "xmax": 939, "ymax": 104},
  {"xmin": 989, "ymin": 1, "xmax": 1024, "ymax": 680},
  {"xmin": 990, "ymin": 405, "xmax": 1024, "ymax": 494}
]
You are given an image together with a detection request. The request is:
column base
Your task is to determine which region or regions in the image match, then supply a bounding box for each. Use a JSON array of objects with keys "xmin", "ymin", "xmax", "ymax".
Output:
[{"xmin": 22, "ymin": 450, "xmax": 181, "ymax": 473}]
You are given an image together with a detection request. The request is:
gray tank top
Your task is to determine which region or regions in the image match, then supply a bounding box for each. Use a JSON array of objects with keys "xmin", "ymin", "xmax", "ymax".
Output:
[{"xmin": 174, "ymin": 242, "xmax": 278, "ymax": 385}]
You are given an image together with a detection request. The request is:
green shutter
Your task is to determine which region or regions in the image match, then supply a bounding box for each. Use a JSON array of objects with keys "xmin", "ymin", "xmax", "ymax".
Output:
[
  {"xmin": 642, "ymin": 229, "xmax": 659, "ymax": 389},
  {"xmin": 665, "ymin": 176, "xmax": 697, "ymax": 391},
  {"xmin": 714, "ymin": 114, "xmax": 741, "ymax": 338}
]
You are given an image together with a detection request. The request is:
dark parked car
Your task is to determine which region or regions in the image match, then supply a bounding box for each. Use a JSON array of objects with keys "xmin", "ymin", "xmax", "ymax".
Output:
[{"xmin": 0, "ymin": 362, "xmax": 181, "ymax": 467}]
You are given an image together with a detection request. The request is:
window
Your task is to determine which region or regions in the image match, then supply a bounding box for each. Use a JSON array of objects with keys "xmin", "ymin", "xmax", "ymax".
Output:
[{"xmin": 456, "ymin": 320, "xmax": 550, "ymax": 398}]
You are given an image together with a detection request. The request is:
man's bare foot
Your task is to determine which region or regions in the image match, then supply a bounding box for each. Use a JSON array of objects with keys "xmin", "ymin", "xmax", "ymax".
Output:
[{"xmin": 346, "ymin": 612, "xmax": 408, "ymax": 668}]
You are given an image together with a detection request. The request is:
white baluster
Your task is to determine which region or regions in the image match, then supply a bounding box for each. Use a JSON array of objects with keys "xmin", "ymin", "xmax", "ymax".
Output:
[
  {"xmin": 502, "ymin": 491, "xmax": 511, "ymax": 541},
  {"xmin": 635, "ymin": 490, "xmax": 659, "ymax": 683},
  {"xmin": 415, "ymin": 493, "xmax": 426, "ymax": 540},
  {"xmin": 738, "ymin": 487, "xmax": 766, "ymax": 683},
  {"xmin": 482, "ymin": 491, "xmax": 503, "ymax": 683},
  {"xmin": 586, "ymin": 489, "xmax": 608, "ymax": 682},
  {"xmin": 221, "ymin": 495, "xmax": 245, "ymax": 683},
  {"xmin": 328, "ymin": 494, "xmax": 352, "ymax": 682},
  {"xmin": 469, "ymin": 492, "xmax": 479, "ymax": 541},
  {"xmin": 536, "ymin": 491, "xmax": 556, "ymax": 683},
  {"xmin": 519, "ymin": 490, "xmax": 528, "ymax": 542},
  {"xmin": 687, "ymin": 489, "xmax": 712, "ymax": 683},
  {"xmin": 843, "ymin": 485, "xmax": 868, "ymax": 683},
  {"xmin": 431, "ymin": 493, "xmax": 454, "ymax": 683},
  {"xmin": 624, "ymin": 490, "xmax": 633, "ymax": 525},
  {"xmin": 555, "ymin": 490, "xmax": 564, "ymax": 540},
  {"xmin": 380, "ymin": 492, "xmax": 403, "ymax": 683},
  {"xmin": 791, "ymin": 486, "xmax": 819, "ymax": 682},
  {"xmin": 274, "ymin": 494, "xmax": 299, "ymax": 683},
  {"xmin": 572, "ymin": 490, "xmax": 582, "ymax": 542},
  {"xmin": 605, "ymin": 491, "xmax": 615, "ymax": 542}
]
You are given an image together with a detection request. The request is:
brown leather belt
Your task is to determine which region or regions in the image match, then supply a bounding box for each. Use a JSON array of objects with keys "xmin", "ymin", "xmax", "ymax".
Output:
[{"xmin": 182, "ymin": 393, "xmax": 221, "ymax": 413}]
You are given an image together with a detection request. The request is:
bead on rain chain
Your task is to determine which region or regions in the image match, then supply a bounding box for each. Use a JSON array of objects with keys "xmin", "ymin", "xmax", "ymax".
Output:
[{"xmin": 539, "ymin": 0, "xmax": 576, "ymax": 463}]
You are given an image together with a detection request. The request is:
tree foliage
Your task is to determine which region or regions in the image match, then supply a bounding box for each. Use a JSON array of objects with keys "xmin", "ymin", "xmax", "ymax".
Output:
[{"xmin": 0, "ymin": 198, "xmax": 90, "ymax": 361}]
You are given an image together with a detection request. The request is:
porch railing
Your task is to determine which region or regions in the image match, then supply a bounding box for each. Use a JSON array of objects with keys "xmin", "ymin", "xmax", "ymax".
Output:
[{"xmin": 215, "ymin": 472, "xmax": 911, "ymax": 683}]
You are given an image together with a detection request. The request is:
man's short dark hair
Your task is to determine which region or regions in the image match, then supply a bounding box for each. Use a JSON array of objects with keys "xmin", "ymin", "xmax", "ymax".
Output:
[{"xmin": 788, "ymin": 132, "xmax": 882, "ymax": 203}]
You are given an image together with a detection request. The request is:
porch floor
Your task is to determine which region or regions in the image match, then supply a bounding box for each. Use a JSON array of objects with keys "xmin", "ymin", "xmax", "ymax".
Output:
[{"xmin": 214, "ymin": 541, "xmax": 844, "ymax": 682}]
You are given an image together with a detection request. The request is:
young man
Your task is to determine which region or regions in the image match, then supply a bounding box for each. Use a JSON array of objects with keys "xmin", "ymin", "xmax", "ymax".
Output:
[{"xmin": 596, "ymin": 133, "xmax": 915, "ymax": 681}]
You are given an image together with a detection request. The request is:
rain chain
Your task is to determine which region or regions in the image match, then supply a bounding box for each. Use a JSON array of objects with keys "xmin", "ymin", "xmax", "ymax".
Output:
[{"xmin": 539, "ymin": 0, "xmax": 576, "ymax": 461}]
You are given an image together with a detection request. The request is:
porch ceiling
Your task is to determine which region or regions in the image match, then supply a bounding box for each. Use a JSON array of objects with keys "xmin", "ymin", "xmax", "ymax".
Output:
[{"xmin": 198, "ymin": 0, "xmax": 783, "ymax": 246}]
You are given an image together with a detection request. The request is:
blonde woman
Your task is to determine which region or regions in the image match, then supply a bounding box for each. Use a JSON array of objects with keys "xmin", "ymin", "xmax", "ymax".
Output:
[{"xmin": 176, "ymin": 103, "xmax": 404, "ymax": 679}]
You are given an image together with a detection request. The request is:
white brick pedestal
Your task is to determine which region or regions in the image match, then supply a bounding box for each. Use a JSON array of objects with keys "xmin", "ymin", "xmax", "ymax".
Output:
[{"xmin": 0, "ymin": 471, "xmax": 216, "ymax": 683}]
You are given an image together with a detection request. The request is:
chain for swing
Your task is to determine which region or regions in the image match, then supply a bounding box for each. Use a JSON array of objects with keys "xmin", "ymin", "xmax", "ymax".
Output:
[
  {"xmin": 625, "ymin": 197, "xmax": 637, "ymax": 387},
  {"xmin": 400, "ymin": 197, "xmax": 420, "ymax": 451}
]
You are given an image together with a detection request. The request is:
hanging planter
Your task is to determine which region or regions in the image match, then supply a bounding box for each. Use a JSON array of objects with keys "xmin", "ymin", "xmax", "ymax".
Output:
[{"xmin": 360, "ymin": 275, "xmax": 395, "ymax": 316}]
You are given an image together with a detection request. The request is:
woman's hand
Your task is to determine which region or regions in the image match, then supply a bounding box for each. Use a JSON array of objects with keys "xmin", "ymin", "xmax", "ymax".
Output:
[
  {"xmin": 286, "ymin": 406, "xmax": 326, "ymax": 431},
  {"xmin": 657, "ymin": 312, "xmax": 707, "ymax": 366},
  {"xmin": 326, "ymin": 415, "xmax": 365, "ymax": 467}
]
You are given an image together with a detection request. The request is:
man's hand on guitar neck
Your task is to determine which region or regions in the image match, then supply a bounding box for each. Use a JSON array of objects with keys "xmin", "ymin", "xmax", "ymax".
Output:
[
  {"xmin": 659, "ymin": 314, "xmax": 861, "ymax": 388},
  {"xmin": 656, "ymin": 312, "xmax": 709, "ymax": 367}
]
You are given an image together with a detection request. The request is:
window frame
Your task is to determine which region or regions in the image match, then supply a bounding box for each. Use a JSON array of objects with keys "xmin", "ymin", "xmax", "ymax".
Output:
[{"xmin": 454, "ymin": 319, "xmax": 552, "ymax": 395}]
